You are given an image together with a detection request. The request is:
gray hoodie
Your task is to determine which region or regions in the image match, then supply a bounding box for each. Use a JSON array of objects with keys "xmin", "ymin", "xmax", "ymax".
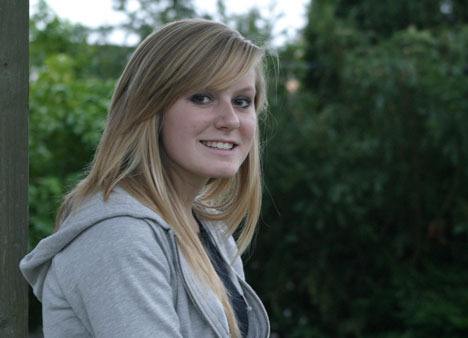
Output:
[{"xmin": 20, "ymin": 186, "xmax": 270, "ymax": 338}]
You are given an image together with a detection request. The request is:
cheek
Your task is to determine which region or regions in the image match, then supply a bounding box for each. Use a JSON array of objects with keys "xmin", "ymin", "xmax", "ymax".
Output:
[
  {"xmin": 161, "ymin": 120, "xmax": 176, "ymax": 147},
  {"xmin": 161, "ymin": 117, "xmax": 187, "ymax": 156},
  {"xmin": 242, "ymin": 115, "xmax": 257, "ymax": 144},
  {"xmin": 162, "ymin": 113, "xmax": 192, "ymax": 143}
]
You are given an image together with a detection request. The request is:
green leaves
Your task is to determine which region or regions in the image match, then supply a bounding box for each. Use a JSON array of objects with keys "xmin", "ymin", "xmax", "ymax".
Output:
[
  {"xmin": 29, "ymin": 9, "xmax": 114, "ymax": 246},
  {"xmin": 252, "ymin": 1, "xmax": 468, "ymax": 337}
]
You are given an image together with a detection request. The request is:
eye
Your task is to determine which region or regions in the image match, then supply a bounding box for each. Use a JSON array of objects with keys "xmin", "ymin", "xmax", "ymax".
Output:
[
  {"xmin": 190, "ymin": 93, "xmax": 213, "ymax": 105},
  {"xmin": 233, "ymin": 96, "xmax": 252, "ymax": 109}
]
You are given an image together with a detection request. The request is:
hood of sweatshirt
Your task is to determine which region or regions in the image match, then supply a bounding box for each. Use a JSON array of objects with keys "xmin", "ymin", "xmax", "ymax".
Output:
[{"xmin": 19, "ymin": 186, "xmax": 173, "ymax": 301}]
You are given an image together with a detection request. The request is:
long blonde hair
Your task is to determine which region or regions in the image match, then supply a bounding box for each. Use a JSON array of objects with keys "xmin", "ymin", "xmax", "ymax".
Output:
[{"xmin": 55, "ymin": 18, "xmax": 267, "ymax": 337}]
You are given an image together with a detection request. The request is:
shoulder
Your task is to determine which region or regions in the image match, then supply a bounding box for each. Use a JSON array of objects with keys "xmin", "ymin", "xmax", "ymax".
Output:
[
  {"xmin": 53, "ymin": 216, "xmax": 175, "ymax": 289},
  {"xmin": 65, "ymin": 216, "xmax": 170, "ymax": 257},
  {"xmin": 45, "ymin": 217, "xmax": 184, "ymax": 337}
]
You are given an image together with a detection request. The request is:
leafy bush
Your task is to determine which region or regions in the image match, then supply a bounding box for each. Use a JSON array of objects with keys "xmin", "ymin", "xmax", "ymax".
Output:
[{"xmin": 251, "ymin": 2, "xmax": 468, "ymax": 337}]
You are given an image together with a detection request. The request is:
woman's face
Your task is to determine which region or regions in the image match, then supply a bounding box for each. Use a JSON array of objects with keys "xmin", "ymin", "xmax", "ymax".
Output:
[{"xmin": 161, "ymin": 68, "xmax": 257, "ymax": 185}]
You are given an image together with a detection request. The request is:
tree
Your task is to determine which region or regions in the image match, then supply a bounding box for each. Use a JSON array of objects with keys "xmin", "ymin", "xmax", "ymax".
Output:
[
  {"xmin": 0, "ymin": 0, "xmax": 29, "ymax": 337},
  {"xmin": 334, "ymin": 0, "xmax": 468, "ymax": 36},
  {"xmin": 112, "ymin": 0, "xmax": 196, "ymax": 40},
  {"xmin": 252, "ymin": 0, "xmax": 468, "ymax": 336}
]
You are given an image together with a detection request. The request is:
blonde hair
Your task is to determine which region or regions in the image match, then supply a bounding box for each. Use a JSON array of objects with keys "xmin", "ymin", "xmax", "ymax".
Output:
[{"xmin": 55, "ymin": 18, "xmax": 267, "ymax": 337}]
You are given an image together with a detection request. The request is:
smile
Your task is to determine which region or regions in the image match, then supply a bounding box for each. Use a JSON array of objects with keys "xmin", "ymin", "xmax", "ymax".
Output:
[{"xmin": 200, "ymin": 141, "xmax": 237, "ymax": 150}]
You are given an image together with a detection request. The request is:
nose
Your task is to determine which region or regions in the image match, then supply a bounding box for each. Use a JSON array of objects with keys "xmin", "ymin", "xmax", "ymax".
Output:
[{"xmin": 215, "ymin": 99, "xmax": 240, "ymax": 130}]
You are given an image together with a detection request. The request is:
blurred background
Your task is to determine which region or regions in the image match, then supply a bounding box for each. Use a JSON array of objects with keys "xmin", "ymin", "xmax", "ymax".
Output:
[{"xmin": 28, "ymin": 0, "xmax": 468, "ymax": 337}]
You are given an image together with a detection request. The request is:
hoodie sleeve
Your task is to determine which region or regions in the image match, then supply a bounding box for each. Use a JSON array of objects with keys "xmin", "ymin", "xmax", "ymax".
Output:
[{"xmin": 47, "ymin": 216, "xmax": 183, "ymax": 338}]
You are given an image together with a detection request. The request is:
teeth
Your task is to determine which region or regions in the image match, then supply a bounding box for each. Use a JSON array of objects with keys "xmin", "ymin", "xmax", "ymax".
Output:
[{"xmin": 202, "ymin": 141, "xmax": 235, "ymax": 150}]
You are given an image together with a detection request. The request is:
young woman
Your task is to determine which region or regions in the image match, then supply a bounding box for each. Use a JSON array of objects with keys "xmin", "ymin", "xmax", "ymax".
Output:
[{"xmin": 20, "ymin": 18, "xmax": 270, "ymax": 338}]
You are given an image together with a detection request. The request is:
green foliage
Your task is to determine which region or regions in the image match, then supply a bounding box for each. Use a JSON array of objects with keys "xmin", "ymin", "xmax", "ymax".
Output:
[
  {"xmin": 112, "ymin": 0, "xmax": 196, "ymax": 40},
  {"xmin": 250, "ymin": 1, "xmax": 468, "ymax": 337},
  {"xmin": 30, "ymin": 0, "xmax": 133, "ymax": 80},
  {"xmin": 334, "ymin": 0, "xmax": 468, "ymax": 36},
  {"xmin": 29, "ymin": 6, "xmax": 114, "ymax": 246},
  {"xmin": 30, "ymin": 1, "xmax": 89, "ymax": 68},
  {"xmin": 219, "ymin": 7, "xmax": 276, "ymax": 48}
]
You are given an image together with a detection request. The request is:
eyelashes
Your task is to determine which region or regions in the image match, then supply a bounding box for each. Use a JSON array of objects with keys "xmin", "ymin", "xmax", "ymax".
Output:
[
  {"xmin": 190, "ymin": 93, "xmax": 213, "ymax": 105},
  {"xmin": 189, "ymin": 93, "xmax": 253, "ymax": 109},
  {"xmin": 233, "ymin": 97, "xmax": 252, "ymax": 109}
]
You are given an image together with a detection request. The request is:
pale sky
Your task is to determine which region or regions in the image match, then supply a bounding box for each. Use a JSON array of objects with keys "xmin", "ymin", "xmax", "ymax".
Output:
[{"xmin": 30, "ymin": 0, "xmax": 308, "ymax": 47}]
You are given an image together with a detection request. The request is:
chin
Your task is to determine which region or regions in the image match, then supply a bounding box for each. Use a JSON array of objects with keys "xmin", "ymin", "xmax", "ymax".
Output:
[
  {"xmin": 211, "ymin": 173, "xmax": 237, "ymax": 179},
  {"xmin": 205, "ymin": 167, "xmax": 239, "ymax": 178}
]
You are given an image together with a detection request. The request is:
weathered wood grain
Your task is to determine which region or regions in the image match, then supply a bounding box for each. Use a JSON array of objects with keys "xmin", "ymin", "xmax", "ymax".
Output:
[{"xmin": 0, "ymin": 0, "xmax": 29, "ymax": 337}]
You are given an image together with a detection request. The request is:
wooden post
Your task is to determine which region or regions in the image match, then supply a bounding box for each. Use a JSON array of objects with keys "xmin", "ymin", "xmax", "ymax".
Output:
[{"xmin": 0, "ymin": 0, "xmax": 29, "ymax": 337}]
